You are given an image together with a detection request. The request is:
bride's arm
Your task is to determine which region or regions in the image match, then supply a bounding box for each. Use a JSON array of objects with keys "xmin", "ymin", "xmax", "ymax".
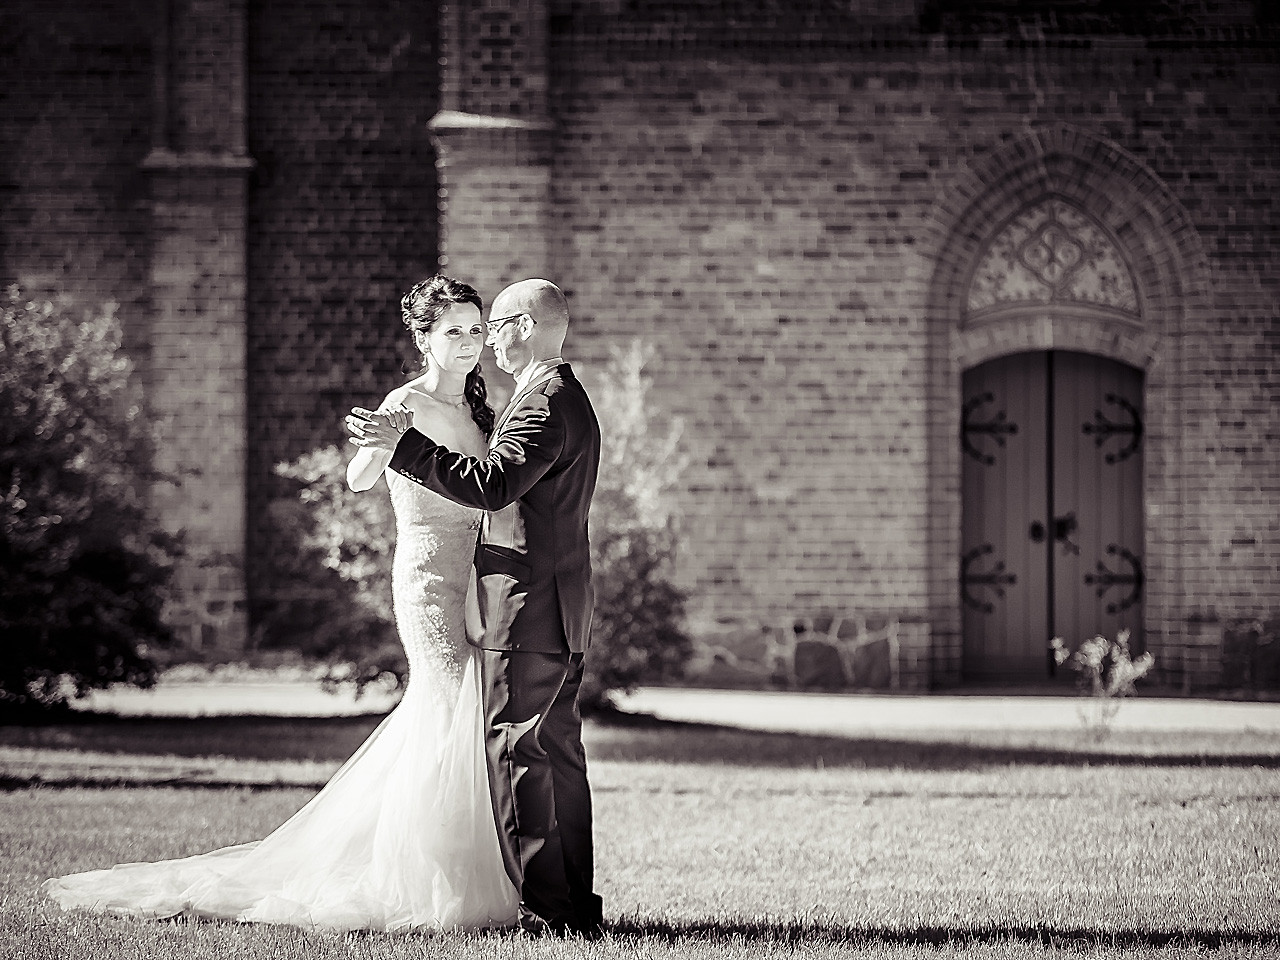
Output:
[
  {"xmin": 346, "ymin": 445, "xmax": 394, "ymax": 492},
  {"xmin": 346, "ymin": 400, "xmax": 413, "ymax": 492}
]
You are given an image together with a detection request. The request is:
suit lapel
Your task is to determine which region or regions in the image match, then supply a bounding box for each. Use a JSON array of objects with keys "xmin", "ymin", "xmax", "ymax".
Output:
[
  {"xmin": 491, "ymin": 363, "xmax": 569, "ymax": 440},
  {"xmin": 482, "ymin": 364, "xmax": 569, "ymax": 545}
]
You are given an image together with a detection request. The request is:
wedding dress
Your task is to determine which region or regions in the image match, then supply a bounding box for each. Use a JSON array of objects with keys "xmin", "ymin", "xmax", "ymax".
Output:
[{"xmin": 43, "ymin": 472, "xmax": 519, "ymax": 932}]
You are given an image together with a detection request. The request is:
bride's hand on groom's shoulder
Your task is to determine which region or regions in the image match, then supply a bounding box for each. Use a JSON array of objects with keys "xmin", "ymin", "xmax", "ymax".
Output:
[{"xmin": 346, "ymin": 405, "xmax": 412, "ymax": 450}]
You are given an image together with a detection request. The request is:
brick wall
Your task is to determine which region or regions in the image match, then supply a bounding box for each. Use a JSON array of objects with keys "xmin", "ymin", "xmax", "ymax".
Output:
[
  {"xmin": 0, "ymin": 0, "xmax": 254, "ymax": 653},
  {"xmin": 244, "ymin": 0, "xmax": 442, "ymax": 625},
  {"xmin": 546, "ymin": 2, "xmax": 1280, "ymax": 688},
  {"xmin": 429, "ymin": 0, "xmax": 557, "ymax": 414},
  {"xmin": 551, "ymin": 43, "xmax": 938, "ymax": 684},
  {"xmin": 0, "ymin": 0, "xmax": 153, "ymax": 341},
  {"xmin": 142, "ymin": 0, "xmax": 253, "ymax": 653},
  {"xmin": 1, "ymin": 0, "xmax": 445, "ymax": 656}
]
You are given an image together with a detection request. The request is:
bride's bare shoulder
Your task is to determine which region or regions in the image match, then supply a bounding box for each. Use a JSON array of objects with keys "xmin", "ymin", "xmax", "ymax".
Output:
[
  {"xmin": 378, "ymin": 383, "xmax": 415, "ymax": 412},
  {"xmin": 381, "ymin": 380, "xmax": 438, "ymax": 421}
]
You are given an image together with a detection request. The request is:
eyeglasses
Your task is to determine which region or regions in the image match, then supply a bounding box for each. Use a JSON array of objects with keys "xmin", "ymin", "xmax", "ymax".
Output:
[{"xmin": 486, "ymin": 313, "xmax": 534, "ymax": 338}]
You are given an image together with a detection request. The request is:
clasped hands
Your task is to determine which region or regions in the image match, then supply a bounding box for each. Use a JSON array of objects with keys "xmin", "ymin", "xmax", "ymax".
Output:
[{"xmin": 346, "ymin": 406, "xmax": 414, "ymax": 451}]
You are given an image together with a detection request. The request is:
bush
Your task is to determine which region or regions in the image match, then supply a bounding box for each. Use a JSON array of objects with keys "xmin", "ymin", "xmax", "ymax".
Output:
[
  {"xmin": 0, "ymin": 287, "xmax": 179, "ymax": 715},
  {"xmin": 265, "ymin": 340, "xmax": 693, "ymax": 709},
  {"xmin": 261, "ymin": 447, "xmax": 404, "ymax": 692},
  {"xmin": 1051, "ymin": 630, "xmax": 1155, "ymax": 740},
  {"xmin": 581, "ymin": 340, "xmax": 692, "ymax": 710}
]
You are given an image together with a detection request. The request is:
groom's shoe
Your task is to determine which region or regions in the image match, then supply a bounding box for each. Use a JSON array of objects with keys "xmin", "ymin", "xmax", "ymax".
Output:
[
  {"xmin": 568, "ymin": 917, "xmax": 606, "ymax": 942},
  {"xmin": 516, "ymin": 907, "xmax": 571, "ymax": 938},
  {"xmin": 516, "ymin": 907, "xmax": 605, "ymax": 941}
]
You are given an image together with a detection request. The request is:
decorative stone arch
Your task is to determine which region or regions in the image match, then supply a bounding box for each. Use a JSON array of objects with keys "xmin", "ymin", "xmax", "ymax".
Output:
[
  {"xmin": 957, "ymin": 194, "xmax": 1156, "ymax": 371},
  {"xmin": 922, "ymin": 122, "xmax": 1212, "ymax": 685}
]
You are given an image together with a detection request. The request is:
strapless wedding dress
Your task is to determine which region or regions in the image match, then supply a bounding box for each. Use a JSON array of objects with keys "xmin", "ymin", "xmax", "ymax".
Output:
[{"xmin": 43, "ymin": 473, "xmax": 518, "ymax": 932}]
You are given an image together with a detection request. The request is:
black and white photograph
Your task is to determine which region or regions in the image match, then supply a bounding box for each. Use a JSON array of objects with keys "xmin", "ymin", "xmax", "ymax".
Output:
[{"xmin": 1, "ymin": 1, "xmax": 1278, "ymax": 958}]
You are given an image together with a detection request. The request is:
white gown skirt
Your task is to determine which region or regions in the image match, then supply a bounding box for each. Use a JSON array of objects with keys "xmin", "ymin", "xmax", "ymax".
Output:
[{"xmin": 43, "ymin": 655, "xmax": 518, "ymax": 932}]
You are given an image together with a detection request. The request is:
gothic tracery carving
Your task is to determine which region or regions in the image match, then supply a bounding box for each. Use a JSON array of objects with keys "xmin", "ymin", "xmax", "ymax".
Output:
[{"xmin": 966, "ymin": 199, "xmax": 1140, "ymax": 318}]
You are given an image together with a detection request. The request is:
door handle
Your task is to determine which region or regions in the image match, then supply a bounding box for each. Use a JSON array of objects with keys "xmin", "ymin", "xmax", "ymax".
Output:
[
  {"xmin": 1053, "ymin": 512, "xmax": 1080, "ymax": 555},
  {"xmin": 1031, "ymin": 515, "xmax": 1077, "ymax": 551},
  {"xmin": 1053, "ymin": 512, "xmax": 1077, "ymax": 542}
]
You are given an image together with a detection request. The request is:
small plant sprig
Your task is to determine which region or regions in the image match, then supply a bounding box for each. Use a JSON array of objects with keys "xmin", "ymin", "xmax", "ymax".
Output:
[{"xmin": 1051, "ymin": 630, "xmax": 1155, "ymax": 740}]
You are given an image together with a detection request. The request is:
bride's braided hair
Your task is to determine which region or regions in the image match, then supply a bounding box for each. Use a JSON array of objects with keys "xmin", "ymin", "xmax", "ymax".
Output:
[{"xmin": 401, "ymin": 276, "xmax": 496, "ymax": 437}]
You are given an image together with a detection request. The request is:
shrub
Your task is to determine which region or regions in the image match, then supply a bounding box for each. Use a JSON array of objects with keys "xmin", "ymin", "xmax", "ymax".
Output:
[
  {"xmin": 265, "ymin": 340, "xmax": 693, "ymax": 708},
  {"xmin": 261, "ymin": 446, "xmax": 403, "ymax": 692},
  {"xmin": 581, "ymin": 340, "xmax": 692, "ymax": 710},
  {"xmin": 0, "ymin": 287, "xmax": 178, "ymax": 715},
  {"xmin": 1051, "ymin": 630, "xmax": 1155, "ymax": 740}
]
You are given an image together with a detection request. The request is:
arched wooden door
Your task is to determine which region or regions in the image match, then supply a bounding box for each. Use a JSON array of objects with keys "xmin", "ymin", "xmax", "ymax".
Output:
[{"xmin": 961, "ymin": 350, "xmax": 1145, "ymax": 682}]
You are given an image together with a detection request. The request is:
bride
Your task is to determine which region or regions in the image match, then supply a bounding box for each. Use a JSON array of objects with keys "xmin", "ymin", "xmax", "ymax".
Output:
[{"xmin": 43, "ymin": 276, "xmax": 519, "ymax": 932}]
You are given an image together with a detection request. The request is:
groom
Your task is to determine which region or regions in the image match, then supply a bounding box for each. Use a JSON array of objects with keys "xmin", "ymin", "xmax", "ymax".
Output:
[{"xmin": 350, "ymin": 279, "xmax": 603, "ymax": 938}]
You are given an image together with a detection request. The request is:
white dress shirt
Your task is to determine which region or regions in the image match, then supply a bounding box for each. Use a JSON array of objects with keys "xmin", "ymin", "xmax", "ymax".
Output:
[{"xmin": 512, "ymin": 356, "xmax": 564, "ymax": 398}]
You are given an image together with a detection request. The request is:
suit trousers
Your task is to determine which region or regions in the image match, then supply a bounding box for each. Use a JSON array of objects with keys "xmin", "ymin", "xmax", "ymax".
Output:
[{"xmin": 481, "ymin": 648, "xmax": 602, "ymax": 929}]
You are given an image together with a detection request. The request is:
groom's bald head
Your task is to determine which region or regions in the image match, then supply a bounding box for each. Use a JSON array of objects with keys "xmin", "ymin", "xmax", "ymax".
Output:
[{"xmin": 491, "ymin": 279, "xmax": 569, "ymax": 349}]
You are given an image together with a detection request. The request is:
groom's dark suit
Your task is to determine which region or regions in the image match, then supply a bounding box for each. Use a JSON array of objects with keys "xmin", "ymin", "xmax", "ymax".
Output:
[{"xmin": 388, "ymin": 362, "xmax": 602, "ymax": 933}]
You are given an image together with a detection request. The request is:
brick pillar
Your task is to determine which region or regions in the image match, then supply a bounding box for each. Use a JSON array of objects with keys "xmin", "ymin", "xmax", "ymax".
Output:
[
  {"xmin": 142, "ymin": 0, "xmax": 251, "ymax": 654},
  {"xmin": 429, "ymin": 1, "xmax": 557, "ymax": 404}
]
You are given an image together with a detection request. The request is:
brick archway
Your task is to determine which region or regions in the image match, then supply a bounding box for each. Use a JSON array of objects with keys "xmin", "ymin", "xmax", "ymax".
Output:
[{"xmin": 922, "ymin": 122, "xmax": 1212, "ymax": 685}]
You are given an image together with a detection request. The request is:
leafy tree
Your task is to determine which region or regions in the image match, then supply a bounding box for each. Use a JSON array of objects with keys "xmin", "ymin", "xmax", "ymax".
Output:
[{"xmin": 0, "ymin": 288, "xmax": 178, "ymax": 715}]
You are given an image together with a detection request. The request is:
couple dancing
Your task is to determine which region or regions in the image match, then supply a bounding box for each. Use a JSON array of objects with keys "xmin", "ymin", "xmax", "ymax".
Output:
[{"xmin": 44, "ymin": 277, "xmax": 606, "ymax": 938}]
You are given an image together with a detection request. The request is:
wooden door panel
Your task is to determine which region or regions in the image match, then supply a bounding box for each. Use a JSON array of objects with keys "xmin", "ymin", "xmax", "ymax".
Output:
[
  {"xmin": 1001, "ymin": 354, "xmax": 1049, "ymax": 672},
  {"xmin": 1052, "ymin": 352, "xmax": 1145, "ymax": 650},
  {"xmin": 961, "ymin": 353, "xmax": 1049, "ymax": 680},
  {"xmin": 1050, "ymin": 351, "xmax": 1090, "ymax": 648}
]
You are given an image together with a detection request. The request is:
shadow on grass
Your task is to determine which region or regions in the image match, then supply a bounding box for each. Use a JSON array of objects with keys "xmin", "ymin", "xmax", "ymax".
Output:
[
  {"xmin": 143, "ymin": 916, "xmax": 1280, "ymax": 950},
  {"xmin": 604, "ymin": 917, "xmax": 1280, "ymax": 949},
  {"xmin": 2, "ymin": 708, "xmax": 1277, "ymax": 771},
  {"xmin": 588, "ymin": 710, "xmax": 1280, "ymax": 769},
  {"xmin": 0, "ymin": 712, "xmax": 386, "ymax": 763}
]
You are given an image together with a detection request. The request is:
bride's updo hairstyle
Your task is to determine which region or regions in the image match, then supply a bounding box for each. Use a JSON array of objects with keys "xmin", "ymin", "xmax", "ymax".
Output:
[{"xmin": 401, "ymin": 275, "xmax": 496, "ymax": 437}]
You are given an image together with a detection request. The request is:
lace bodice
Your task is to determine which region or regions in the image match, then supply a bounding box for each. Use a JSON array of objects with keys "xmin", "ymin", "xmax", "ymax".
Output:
[{"xmin": 387, "ymin": 470, "xmax": 482, "ymax": 684}]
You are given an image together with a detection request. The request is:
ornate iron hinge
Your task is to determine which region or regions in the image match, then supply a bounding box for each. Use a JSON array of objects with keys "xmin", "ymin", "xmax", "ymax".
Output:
[
  {"xmin": 1082, "ymin": 393, "xmax": 1143, "ymax": 464},
  {"xmin": 962, "ymin": 392, "xmax": 1018, "ymax": 466},
  {"xmin": 1084, "ymin": 544, "xmax": 1145, "ymax": 613},
  {"xmin": 961, "ymin": 544, "xmax": 1017, "ymax": 613}
]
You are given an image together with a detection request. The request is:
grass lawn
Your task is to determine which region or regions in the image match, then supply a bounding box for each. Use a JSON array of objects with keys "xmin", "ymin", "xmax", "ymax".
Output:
[{"xmin": 1, "ymin": 711, "xmax": 1278, "ymax": 959}]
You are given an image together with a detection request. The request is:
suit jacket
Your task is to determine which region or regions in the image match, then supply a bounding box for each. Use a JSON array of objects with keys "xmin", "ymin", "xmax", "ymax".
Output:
[{"xmin": 388, "ymin": 363, "xmax": 601, "ymax": 654}]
